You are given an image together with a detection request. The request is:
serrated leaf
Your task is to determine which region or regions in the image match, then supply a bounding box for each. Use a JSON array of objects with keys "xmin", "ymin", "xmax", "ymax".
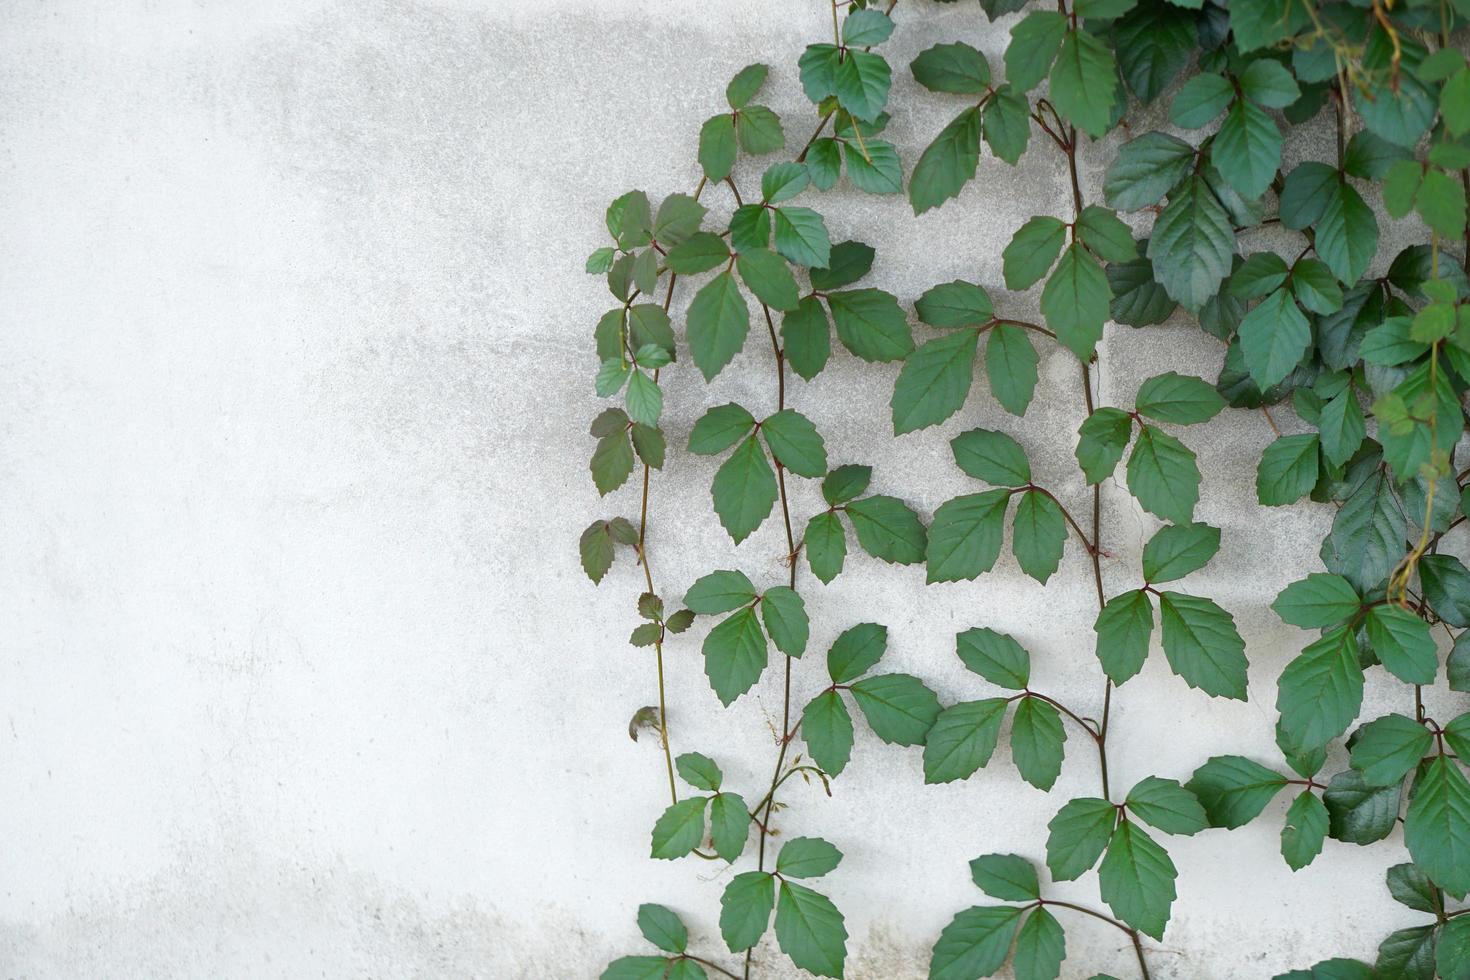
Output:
[
  {"xmin": 951, "ymin": 428, "xmax": 1031, "ymax": 486},
  {"xmin": 1324, "ymin": 768, "xmax": 1401, "ymax": 845},
  {"xmin": 1012, "ymin": 696, "xmax": 1067, "ymax": 790},
  {"xmin": 761, "ymin": 409, "xmax": 827, "ymax": 478},
  {"xmin": 917, "ymin": 280, "xmax": 994, "ymax": 327},
  {"xmin": 1076, "ymin": 407, "xmax": 1135, "ymax": 484},
  {"xmin": 923, "ymin": 698, "xmax": 1010, "ymax": 783},
  {"xmin": 772, "ymin": 206, "xmax": 830, "ymax": 269},
  {"xmin": 1098, "ymin": 821, "xmax": 1176, "ymax": 939},
  {"xmin": 1158, "ymin": 591, "xmax": 1248, "ymax": 699},
  {"xmin": 720, "ymin": 871, "xmax": 775, "ymax": 952},
  {"xmin": 1106, "ymin": 132, "xmax": 1195, "ymax": 210},
  {"xmin": 909, "ymin": 107, "xmax": 982, "ymax": 214},
  {"xmin": 1013, "ymin": 490, "xmax": 1067, "ymax": 584},
  {"xmin": 761, "ymin": 585, "xmax": 809, "ymax": 658},
  {"xmin": 1187, "ymin": 754, "xmax": 1288, "ymax": 828},
  {"xmin": 709, "ymin": 792, "xmax": 750, "ymax": 862},
  {"xmin": 1127, "ymin": 776, "xmax": 1208, "ymax": 835},
  {"xmin": 1239, "ymin": 288, "xmax": 1311, "ymax": 389},
  {"xmin": 711, "ymin": 437, "xmax": 777, "ymax": 544},
  {"xmin": 804, "ymin": 511, "xmax": 847, "ymax": 584},
  {"xmin": 834, "ymin": 49, "xmax": 891, "ymax": 123},
  {"xmin": 969, "ymin": 853, "xmax": 1041, "ymax": 901},
  {"xmin": 1256, "ymin": 433, "xmax": 1319, "ymax": 506},
  {"xmin": 1349, "ymin": 713, "xmax": 1433, "ymax": 787},
  {"xmin": 1003, "ymin": 216, "xmax": 1068, "ymax": 290},
  {"xmin": 1136, "ymin": 372, "xmax": 1225, "ymax": 424},
  {"xmin": 1272, "ymin": 574, "xmax": 1361, "ymax": 629},
  {"xmin": 1006, "ymin": 11, "xmax": 1068, "ymax": 92},
  {"xmin": 687, "ymin": 271, "xmax": 751, "ymax": 381},
  {"xmin": 987, "ymin": 323, "xmax": 1040, "ymax": 416},
  {"xmin": 850, "ymin": 673, "xmax": 942, "ymax": 745},
  {"xmin": 926, "ymin": 489, "xmax": 1012, "ymax": 583},
  {"xmin": 1147, "ymin": 175, "xmax": 1234, "ymax": 311},
  {"xmin": 675, "ymin": 751, "xmax": 723, "ymax": 791},
  {"xmin": 929, "ymin": 906, "xmax": 1025, "ymax": 980},
  {"xmin": 803, "ymin": 690, "xmax": 855, "ymax": 775},
  {"xmin": 890, "ymin": 331, "xmax": 980, "ymax": 435},
  {"xmin": 1041, "ymin": 243, "xmax": 1110, "ymax": 361},
  {"xmin": 1127, "ymin": 425, "xmax": 1200, "ymax": 524},
  {"xmin": 1095, "ymin": 589, "xmax": 1155, "ymax": 684},
  {"xmin": 689, "ymin": 404, "xmax": 757, "ymax": 456},
  {"xmin": 828, "ymin": 288, "xmax": 913, "ymax": 362},
  {"xmin": 1046, "ymin": 796, "xmax": 1117, "ymax": 880},
  {"xmin": 1049, "ymin": 28, "xmax": 1118, "ymax": 137},
  {"xmin": 702, "ymin": 606, "xmax": 768, "ymax": 706},
  {"xmin": 846, "ymin": 494, "xmax": 927, "ymax": 564},
  {"xmin": 1315, "ymin": 182, "xmax": 1378, "ymax": 286},
  {"xmin": 1281, "ymin": 789, "xmax": 1329, "ymax": 871},
  {"xmin": 1406, "ymin": 755, "xmax": 1470, "ymax": 896},
  {"xmin": 651, "ymin": 797, "xmax": 707, "ymax": 859},
  {"xmin": 912, "ymin": 41, "xmax": 991, "ymax": 93},
  {"xmin": 1365, "ymin": 604, "xmax": 1437, "ymax": 684},
  {"xmin": 1277, "ymin": 627, "xmax": 1363, "ymax": 753},
  {"xmin": 777, "ymin": 836, "xmax": 843, "ymax": 878}
]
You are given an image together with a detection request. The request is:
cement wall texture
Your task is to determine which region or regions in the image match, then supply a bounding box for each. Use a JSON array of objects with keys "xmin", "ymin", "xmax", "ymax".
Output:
[{"xmin": 0, "ymin": 1, "xmax": 1452, "ymax": 977}]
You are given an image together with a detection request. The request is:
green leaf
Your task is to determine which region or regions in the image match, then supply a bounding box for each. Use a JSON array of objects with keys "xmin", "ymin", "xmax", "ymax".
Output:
[
  {"xmin": 624, "ymin": 371, "xmax": 662, "ymax": 427},
  {"xmin": 1142, "ymin": 523, "xmax": 1220, "ymax": 585},
  {"xmin": 1076, "ymin": 205, "xmax": 1138, "ymax": 262},
  {"xmin": 654, "ymin": 193, "xmax": 707, "ymax": 246},
  {"xmin": 926, "ymin": 490, "xmax": 1012, "ymax": 583},
  {"xmin": 803, "ymin": 689, "xmax": 855, "ymax": 775},
  {"xmin": 846, "ymin": 495, "xmax": 927, "ymax": 564},
  {"xmin": 805, "ymin": 138, "xmax": 842, "ymax": 191},
  {"xmin": 956, "ymin": 627, "xmax": 1031, "ymax": 688},
  {"xmin": 1076, "ymin": 408, "xmax": 1135, "ymax": 484},
  {"xmin": 834, "ymin": 50, "xmax": 891, "ymax": 123},
  {"xmin": 929, "ymin": 906, "xmax": 1025, "ymax": 980},
  {"xmin": 822, "ymin": 464, "xmax": 872, "ymax": 506},
  {"xmin": 720, "ymin": 871, "xmax": 776, "ymax": 952},
  {"xmin": 1278, "ymin": 162, "xmax": 1338, "ymax": 230},
  {"xmin": 1348, "ymin": 713, "xmax": 1433, "ymax": 787},
  {"xmin": 1388, "ymin": 861, "xmax": 1443, "ymax": 914},
  {"xmin": 1105, "ymin": 132, "xmax": 1194, "ymax": 210},
  {"xmin": 1049, "ymin": 28, "xmax": 1118, "ymax": 137},
  {"xmin": 689, "ymin": 404, "xmax": 757, "ymax": 456},
  {"xmin": 1213, "ymin": 97, "xmax": 1282, "ymax": 199},
  {"xmin": 1315, "ymin": 182, "xmax": 1378, "ymax": 286},
  {"xmin": 1230, "ymin": 252, "xmax": 1290, "ymax": 300},
  {"xmin": 687, "ymin": 272, "xmax": 751, "ymax": 381},
  {"xmin": 1006, "ymin": 11, "xmax": 1068, "ymax": 92},
  {"xmin": 1095, "ymin": 589, "xmax": 1155, "ymax": 684},
  {"xmin": 1256, "ymin": 433, "xmax": 1319, "ymax": 506},
  {"xmin": 761, "ymin": 409, "xmax": 827, "ymax": 478},
  {"xmin": 1406, "ymin": 755, "xmax": 1470, "ymax": 896},
  {"xmin": 850, "ymin": 673, "xmax": 941, "ymax": 745},
  {"xmin": 1240, "ymin": 58, "xmax": 1301, "ymax": 108},
  {"xmin": 799, "ymin": 44, "xmax": 841, "ymax": 103},
  {"xmin": 810, "ymin": 240, "xmax": 875, "ymax": 291},
  {"xmin": 1146, "ymin": 175, "xmax": 1234, "ymax": 311},
  {"xmin": 1289, "ymin": 258, "xmax": 1343, "ymax": 315},
  {"xmin": 1280, "ymin": 789, "xmax": 1329, "ymax": 871},
  {"xmin": 1169, "ymin": 71, "xmax": 1232, "ymax": 127},
  {"xmin": 772, "ymin": 207, "xmax": 830, "ymax": 269},
  {"xmin": 1271, "ymin": 573, "xmax": 1361, "ymax": 629},
  {"xmin": 601, "ymin": 956, "xmax": 674, "ymax": 980},
  {"xmin": 637, "ymin": 904, "xmax": 689, "ymax": 954},
  {"xmin": 1276, "ymin": 627, "xmax": 1363, "ymax": 753},
  {"xmin": 761, "ymin": 586, "xmax": 809, "ymax": 657},
  {"xmin": 1375, "ymin": 925, "xmax": 1438, "ymax": 979},
  {"xmin": 844, "ymin": 140, "xmax": 903, "ymax": 196},
  {"xmin": 983, "ymin": 86, "xmax": 1032, "ymax": 164},
  {"xmin": 711, "ymin": 437, "xmax": 777, "ymax": 544},
  {"xmin": 1323, "ymin": 768, "xmax": 1401, "ymax": 845},
  {"xmin": 1114, "ymin": 1, "xmax": 1194, "ymax": 104},
  {"xmin": 726, "ymin": 63, "xmax": 769, "ymax": 110},
  {"xmin": 828, "ymin": 288, "xmax": 913, "ymax": 362},
  {"xmin": 1320, "ymin": 469, "xmax": 1406, "ymax": 594},
  {"xmin": 1135, "ymin": 372, "xmax": 1225, "ymax": 424},
  {"xmin": 1239, "ymin": 288, "xmax": 1311, "ymax": 390},
  {"xmin": 675, "ymin": 751, "xmax": 723, "ymax": 791},
  {"xmin": 1186, "ymin": 755, "xmax": 1288, "ymax": 828},
  {"xmin": 969, "ymin": 854, "xmax": 1040, "ymax": 901},
  {"xmin": 890, "ymin": 331, "xmax": 980, "ymax": 435},
  {"xmin": 912, "ymin": 42, "xmax": 991, "ymax": 94},
  {"xmin": 777, "ymin": 836, "xmax": 843, "ymax": 878},
  {"xmin": 1098, "ymin": 820, "xmax": 1176, "ymax": 940},
  {"xmin": 828, "ymin": 622, "xmax": 888, "ymax": 684},
  {"xmin": 909, "ymin": 107, "xmax": 982, "ymax": 214},
  {"xmin": 1013, "ymin": 490, "xmax": 1067, "ymax": 584},
  {"xmin": 709, "ymin": 791, "xmax": 750, "ymax": 863},
  {"xmin": 1003, "ymin": 216, "xmax": 1068, "ymax": 290},
  {"xmin": 1317, "ymin": 388, "xmax": 1365, "ymax": 467},
  {"xmin": 917, "ymin": 280, "xmax": 994, "ymax": 327},
  {"xmin": 702, "ymin": 606, "xmax": 768, "ymax": 706},
  {"xmin": 986, "ymin": 323, "xmax": 1040, "ymax": 416},
  {"xmin": 699, "ymin": 114, "xmax": 737, "ymax": 182},
  {"xmin": 651, "ymin": 797, "xmax": 707, "ymax": 859},
  {"xmin": 923, "ymin": 698, "xmax": 1010, "ymax": 783},
  {"xmin": 1439, "ymin": 917, "xmax": 1470, "ymax": 979},
  {"xmin": 1422, "ymin": 555, "xmax": 1470, "ymax": 628},
  {"xmin": 1126, "ymin": 776, "xmax": 1208, "ymax": 835},
  {"xmin": 804, "ymin": 511, "xmax": 847, "ymax": 584},
  {"xmin": 729, "ymin": 204, "xmax": 770, "ymax": 252},
  {"xmin": 843, "ymin": 7, "xmax": 894, "ymax": 45},
  {"xmin": 1416, "ymin": 166, "xmax": 1467, "ymax": 239},
  {"xmin": 951, "ymin": 428, "xmax": 1031, "ymax": 486},
  {"xmin": 591, "ymin": 431, "xmax": 636, "ymax": 496},
  {"xmin": 586, "ymin": 246, "xmax": 616, "ymax": 274},
  {"xmin": 1014, "ymin": 907, "xmax": 1066, "ymax": 980},
  {"xmin": 1453, "ymin": 633, "xmax": 1470, "ymax": 693},
  {"xmin": 1040, "ymin": 244, "xmax": 1110, "ymax": 361},
  {"xmin": 736, "ymin": 105, "xmax": 784, "ymax": 156},
  {"xmin": 579, "ymin": 520, "xmax": 623, "ymax": 585},
  {"xmin": 1046, "ymin": 796, "xmax": 1118, "ymax": 880},
  {"xmin": 1158, "ymin": 591, "xmax": 1248, "ymax": 699},
  {"xmin": 1365, "ymin": 605, "xmax": 1436, "ymax": 685},
  {"xmin": 736, "ymin": 249, "xmax": 800, "ymax": 311},
  {"xmin": 782, "ymin": 297, "xmax": 831, "ymax": 380},
  {"xmin": 1012, "ymin": 696, "xmax": 1067, "ymax": 790},
  {"xmin": 1344, "ymin": 130, "xmax": 1411, "ymax": 180},
  {"xmin": 1126, "ymin": 425, "xmax": 1199, "ymax": 524}
]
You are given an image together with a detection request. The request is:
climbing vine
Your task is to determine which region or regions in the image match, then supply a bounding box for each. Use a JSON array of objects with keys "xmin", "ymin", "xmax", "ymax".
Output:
[{"xmin": 579, "ymin": 0, "xmax": 1470, "ymax": 975}]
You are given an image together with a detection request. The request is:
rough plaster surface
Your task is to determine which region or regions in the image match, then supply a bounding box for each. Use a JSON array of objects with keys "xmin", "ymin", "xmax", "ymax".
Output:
[{"xmin": 0, "ymin": 1, "xmax": 1451, "ymax": 977}]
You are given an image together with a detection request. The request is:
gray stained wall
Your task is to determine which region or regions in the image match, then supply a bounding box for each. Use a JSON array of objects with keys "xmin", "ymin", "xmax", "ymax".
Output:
[{"xmin": 0, "ymin": 0, "xmax": 1444, "ymax": 976}]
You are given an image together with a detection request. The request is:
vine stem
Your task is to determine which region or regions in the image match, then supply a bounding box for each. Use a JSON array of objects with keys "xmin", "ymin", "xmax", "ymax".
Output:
[
  {"xmin": 746, "ymin": 297, "xmax": 799, "ymax": 980},
  {"xmin": 1044, "ymin": 894, "xmax": 1152, "ymax": 975}
]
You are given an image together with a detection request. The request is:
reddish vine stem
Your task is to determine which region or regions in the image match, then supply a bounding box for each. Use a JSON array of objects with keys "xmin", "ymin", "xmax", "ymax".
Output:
[{"xmin": 747, "ymin": 296, "xmax": 800, "ymax": 979}]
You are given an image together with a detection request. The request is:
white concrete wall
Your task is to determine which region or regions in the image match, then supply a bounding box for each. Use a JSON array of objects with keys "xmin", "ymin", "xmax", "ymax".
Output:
[{"xmin": 0, "ymin": 1, "xmax": 1445, "ymax": 977}]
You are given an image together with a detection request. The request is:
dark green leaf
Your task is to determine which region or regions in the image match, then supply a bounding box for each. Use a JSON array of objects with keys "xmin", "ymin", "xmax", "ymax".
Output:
[
  {"xmin": 1003, "ymin": 216, "xmax": 1068, "ymax": 290},
  {"xmin": 1049, "ymin": 28, "xmax": 1118, "ymax": 137},
  {"xmin": 828, "ymin": 288, "xmax": 913, "ymax": 362},
  {"xmin": 912, "ymin": 42, "xmax": 991, "ymax": 93},
  {"xmin": 702, "ymin": 606, "xmax": 767, "ymax": 706},
  {"xmin": 1076, "ymin": 408, "xmax": 1135, "ymax": 484},
  {"xmin": 929, "ymin": 906, "xmax": 1025, "ymax": 980},
  {"xmin": 828, "ymin": 622, "xmax": 888, "ymax": 684},
  {"xmin": 1365, "ymin": 604, "xmax": 1437, "ymax": 684},
  {"xmin": 777, "ymin": 836, "xmax": 843, "ymax": 878},
  {"xmin": 637, "ymin": 903, "xmax": 688, "ymax": 954},
  {"xmin": 772, "ymin": 206, "xmax": 830, "ymax": 268},
  {"xmin": 761, "ymin": 409, "xmax": 827, "ymax": 478},
  {"xmin": 1186, "ymin": 754, "xmax": 1288, "ymax": 828},
  {"xmin": 761, "ymin": 585, "xmax": 809, "ymax": 657},
  {"xmin": 1272, "ymin": 573, "xmax": 1361, "ymax": 629},
  {"xmin": 909, "ymin": 107, "xmax": 982, "ymax": 214},
  {"xmin": 951, "ymin": 428, "xmax": 1031, "ymax": 486},
  {"xmin": 1006, "ymin": 11, "xmax": 1068, "ymax": 92},
  {"xmin": 803, "ymin": 689, "xmax": 855, "ymax": 775},
  {"xmin": 720, "ymin": 871, "xmax": 775, "ymax": 952},
  {"xmin": 1280, "ymin": 789, "xmax": 1329, "ymax": 870},
  {"xmin": 917, "ymin": 280, "xmax": 994, "ymax": 327},
  {"xmin": 1126, "ymin": 776, "xmax": 1208, "ymax": 835},
  {"xmin": 956, "ymin": 626, "xmax": 1031, "ymax": 688},
  {"xmin": 687, "ymin": 272, "xmax": 751, "ymax": 381},
  {"xmin": 1098, "ymin": 821, "xmax": 1176, "ymax": 939},
  {"xmin": 969, "ymin": 853, "xmax": 1041, "ymax": 901},
  {"xmin": 1158, "ymin": 591, "xmax": 1247, "ymax": 699},
  {"xmin": 711, "ymin": 437, "xmax": 777, "ymax": 544},
  {"xmin": 987, "ymin": 323, "xmax": 1040, "ymax": 416},
  {"xmin": 1013, "ymin": 490, "xmax": 1067, "ymax": 584},
  {"xmin": 1105, "ymin": 132, "xmax": 1195, "ymax": 210},
  {"xmin": 851, "ymin": 673, "xmax": 942, "ymax": 745},
  {"xmin": 1041, "ymin": 243, "xmax": 1111, "ymax": 360},
  {"xmin": 1348, "ymin": 713, "xmax": 1433, "ymax": 787},
  {"xmin": 1126, "ymin": 425, "xmax": 1200, "ymax": 524},
  {"xmin": 1142, "ymin": 522, "xmax": 1220, "ymax": 583},
  {"xmin": 923, "ymin": 698, "xmax": 1010, "ymax": 783},
  {"xmin": 926, "ymin": 489, "xmax": 1012, "ymax": 582},
  {"xmin": 1256, "ymin": 433, "xmax": 1320, "ymax": 506},
  {"xmin": 1146, "ymin": 175, "xmax": 1234, "ymax": 311},
  {"xmin": 650, "ymin": 796, "xmax": 707, "ymax": 859},
  {"xmin": 737, "ymin": 249, "xmax": 800, "ymax": 311},
  {"xmin": 781, "ymin": 298, "xmax": 831, "ymax": 380},
  {"xmin": 699, "ymin": 114, "xmax": 737, "ymax": 182},
  {"xmin": 709, "ymin": 792, "xmax": 750, "ymax": 862},
  {"xmin": 1405, "ymin": 755, "xmax": 1470, "ymax": 896},
  {"xmin": 1276, "ymin": 627, "xmax": 1363, "ymax": 753},
  {"xmin": 890, "ymin": 331, "xmax": 980, "ymax": 435},
  {"xmin": 1095, "ymin": 589, "xmax": 1155, "ymax": 684},
  {"xmin": 846, "ymin": 494, "xmax": 928, "ymax": 564},
  {"xmin": 1012, "ymin": 696, "xmax": 1067, "ymax": 790}
]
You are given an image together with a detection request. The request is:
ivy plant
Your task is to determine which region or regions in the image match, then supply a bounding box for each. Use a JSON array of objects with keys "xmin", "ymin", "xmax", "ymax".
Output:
[{"xmin": 580, "ymin": 0, "xmax": 1470, "ymax": 975}]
